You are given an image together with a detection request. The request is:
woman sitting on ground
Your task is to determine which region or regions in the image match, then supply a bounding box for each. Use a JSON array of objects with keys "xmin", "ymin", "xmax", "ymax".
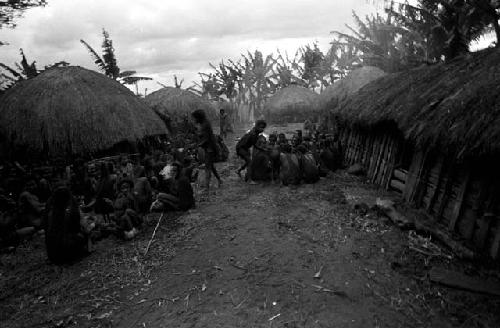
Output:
[
  {"xmin": 45, "ymin": 185, "xmax": 91, "ymax": 264},
  {"xmin": 151, "ymin": 162, "xmax": 195, "ymax": 212}
]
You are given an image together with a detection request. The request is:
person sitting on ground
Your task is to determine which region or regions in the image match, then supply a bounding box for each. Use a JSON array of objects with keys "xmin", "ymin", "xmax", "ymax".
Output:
[
  {"xmin": 0, "ymin": 187, "xmax": 20, "ymax": 248},
  {"xmin": 133, "ymin": 167, "xmax": 153, "ymax": 217},
  {"xmin": 36, "ymin": 177, "xmax": 52, "ymax": 204},
  {"xmin": 277, "ymin": 133, "xmax": 289, "ymax": 152},
  {"xmin": 268, "ymin": 132, "xmax": 278, "ymax": 146},
  {"xmin": 249, "ymin": 135, "xmax": 272, "ymax": 182},
  {"xmin": 151, "ymin": 162, "xmax": 195, "ymax": 212},
  {"xmin": 94, "ymin": 163, "xmax": 116, "ymax": 222},
  {"xmin": 18, "ymin": 178, "xmax": 45, "ymax": 229},
  {"xmin": 235, "ymin": 120, "xmax": 267, "ymax": 184},
  {"xmin": 71, "ymin": 160, "xmax": 96, "ymax": 206},
  {"xmin": 45, "ymin": 184, "xmax": 92, "ymax": 264},
  {"xmin": 114, "ymin": 178, "xmax": 142, "ymax": 240}
]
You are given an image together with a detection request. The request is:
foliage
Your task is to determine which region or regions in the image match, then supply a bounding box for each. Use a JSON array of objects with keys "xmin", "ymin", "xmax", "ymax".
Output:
[
  {"xmin": 0, "ymin": 48, "xmax": 38, "ymax": 91},
  {"xmin": 80, "ymin": 29, "xmax": 152, "ymax": 94},
  {"xmin": 0, "ymin": 0, "xmax": 46, "ymax": 28}
]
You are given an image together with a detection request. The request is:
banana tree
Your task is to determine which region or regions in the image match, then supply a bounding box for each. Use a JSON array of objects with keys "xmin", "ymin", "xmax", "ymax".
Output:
[{"xmin": 80, "ymin": 29, "xmax": 152, "ymax": 94}]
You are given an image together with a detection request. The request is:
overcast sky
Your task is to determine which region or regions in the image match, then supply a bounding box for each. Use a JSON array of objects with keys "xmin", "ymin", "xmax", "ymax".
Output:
[{"xmin": 0, "ymin": 0, "xmax": 382, "ymax": 93}]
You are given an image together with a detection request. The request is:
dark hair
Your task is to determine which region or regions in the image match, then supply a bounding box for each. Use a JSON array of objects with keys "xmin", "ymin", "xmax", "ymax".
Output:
[
  {"xmin": 220, "ymin": 108, "xmax": 225, "ymax": 113},
  {"xmin": 255, "ymin": 120, "xmax": 267, "ymax": 129},
  {"xmin": 192, "ymin": 109, "xmax": 207, "ymax": 124}
]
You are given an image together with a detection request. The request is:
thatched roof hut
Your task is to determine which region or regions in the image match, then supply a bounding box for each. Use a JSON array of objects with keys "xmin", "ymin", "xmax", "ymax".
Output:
[
  {"xmin": 145, "ymin": 87, "xmax": 217, "ymax": 122},
  {"xmin": 337, "ymin": 48, "xmax": 500, "ymax": 157},
  {"xmin": 0, "ymin": 66, "xmax": 167, "ymax": 160},
  {"xmin": 319, "ymin": 66, "xmax": 386, "ymax": 111},
  {"xmin": 265, "ymin": 85, "xmax": 320, "ymax": 123}
]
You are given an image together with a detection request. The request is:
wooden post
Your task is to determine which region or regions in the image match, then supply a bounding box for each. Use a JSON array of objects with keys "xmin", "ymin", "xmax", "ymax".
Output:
[
  {"xmin": 476, "ymin": 213, "xmax": 495, "ymax": 250},
  {"xmin": 383, "ymin": 138, "xmax": 398, "ymax": 190},
  {"xmin": 426, "ymin": 156, "xmax": 445, "ymax": 212},
  {"xmin": 448, "ymin": 170, "xmax": 471, "ymax": 232}
]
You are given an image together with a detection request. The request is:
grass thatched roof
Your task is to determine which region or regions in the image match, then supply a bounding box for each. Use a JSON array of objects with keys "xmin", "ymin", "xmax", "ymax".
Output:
[
  {"xmin": 337, "ymin": 48, "xmax": 500, "ymax": 157},
  {"xmin": 319, "ymin": 66, "xmax": 386, "ymax": 111},
  {"xmin": 145, "ymin": 87, "xmax": 217, "ymax": 122},
  {"xmin": 265, "ymin": 85, "xmax": 320, "ymax": 122},
  {"xmin": 0, "ymin": 66, "xmax": 167, "ymax": 158}
]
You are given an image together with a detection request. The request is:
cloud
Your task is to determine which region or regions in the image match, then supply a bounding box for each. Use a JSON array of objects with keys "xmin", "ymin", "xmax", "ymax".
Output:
[{"xmin": 0, "ymin": 0, "xmax": 379, "ymax": 91}]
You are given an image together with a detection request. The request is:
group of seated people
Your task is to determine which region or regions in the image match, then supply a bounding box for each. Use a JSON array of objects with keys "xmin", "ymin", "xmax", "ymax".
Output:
[
  {"xmin": 245, "ymin": 126, "xmax": 343, "ymax": 186},
  {"xmin": 0, "ymin": 144, "xmax": 209, "ymax": 264}
]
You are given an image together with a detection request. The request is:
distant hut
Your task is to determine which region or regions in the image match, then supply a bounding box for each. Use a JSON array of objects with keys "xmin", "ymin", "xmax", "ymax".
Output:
[
  {"xmin": 336, "ymin": 48, "xmax": 500, "ymax": 259},
  {"xmin": 145, "ymin": 87, "xmax": 217, "ymax": 126},
  {"xmin": 319, "ymin": 66, "xmax": 386, "ymax": 110},
  {"xmin": 0, "ymin": 66, "xmax": 167, "ymax": 162},
  {"xmin": 265, "ymin": 85, "xmax": 320, "ymax": 124}
]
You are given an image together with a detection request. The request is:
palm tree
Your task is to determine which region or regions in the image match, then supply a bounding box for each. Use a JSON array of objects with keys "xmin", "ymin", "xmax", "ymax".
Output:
[
  {"xmin": 0, "ymin": 48, "xmax": 38, "ymax": 91},
  {"xmin": 80, "ymin": 29, "xmax": 152, "ymax": 94}
]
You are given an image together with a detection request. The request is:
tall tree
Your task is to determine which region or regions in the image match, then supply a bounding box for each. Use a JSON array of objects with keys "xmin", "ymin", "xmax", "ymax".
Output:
[{"xmin": 80, "ymin": 29, "xmax": 152, "ymax": 94}]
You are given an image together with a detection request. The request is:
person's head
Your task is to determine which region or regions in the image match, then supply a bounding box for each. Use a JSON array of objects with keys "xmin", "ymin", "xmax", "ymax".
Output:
[
  {"xmin": 269, "ymin": 133, "xmax": 277, "ymax": 144},
  {"xmin": 254, "ymin": 120, "xmax": 267, "ymax": 134},
  {"xmin": 296, "ymin": 144, "xmax": 307, "ymax": 154},
  {"xmin": 278, "ymin": 133, "xmax": 286, "ymax": 142},
  {"xmin": 220, "ymin": 108, "xmax": 225, "ymax": 115},
  {"xmin": 296, "ymin": 130, "xmax": 303, "ymax": 137},
  {"xmin": 192, "ymin": 109, "xmax": 207, "ymax": 124},
  {"xmin": 171, "ymin": 162, "xmax": 182, "ymax": 179},
  {"xmin": 51, "ymin": 186, "xmax": 72, "ymax": 209},
  {"xmin": 257, "ymin": 134, "xmax": 267, "ymax": 145},
  {"xmin": 118, "ymin": 179, "xmax": 133, "ymax": 194}
]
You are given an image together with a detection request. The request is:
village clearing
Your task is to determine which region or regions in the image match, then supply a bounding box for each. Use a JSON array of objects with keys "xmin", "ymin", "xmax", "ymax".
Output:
[{"xmin": 1, "ymin": 126, "xmax": 499, "ymax": 328}]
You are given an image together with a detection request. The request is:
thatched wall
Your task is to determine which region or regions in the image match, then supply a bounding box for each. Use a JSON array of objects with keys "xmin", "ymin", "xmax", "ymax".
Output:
[
  {"xmin": 401, "ymin": 150, "xmax": 500, "ymax": 259},
  {"xmin": 334, "ymin": 49, "xmax": 500, "ymax": 260},
  {"xmin": 337, "ymin": 48, "xmax": 500, "ymax": 158},
  {"xmin": 319, "ymin": 66, "xmax": 386, "ymax": 111},
  {"xmin": 0, "ymin": 66, "xmax": 167, "ymax": 161},
  {"xmin": 265, "ymin": 85, "xmax": 320, "ymax": 123}
]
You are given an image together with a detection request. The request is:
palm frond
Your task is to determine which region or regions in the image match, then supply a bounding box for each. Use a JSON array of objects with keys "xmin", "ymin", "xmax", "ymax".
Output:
[{"xmin": 80, "ymin": 39, "xmax": 106, "ymax": 73}]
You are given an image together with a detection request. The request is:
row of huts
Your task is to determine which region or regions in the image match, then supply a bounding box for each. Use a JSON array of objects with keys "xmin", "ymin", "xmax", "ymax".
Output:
[
  {"xmin": 0, "ymin": 66, "xmax": 225, "ymax": 163},
  {"xmin": 323, "ymin": 48, "xmax": 500, "ymax": 261},
  {"xmin": 262, "ymin": 48, "xmax": 500, "ymax": 261}
]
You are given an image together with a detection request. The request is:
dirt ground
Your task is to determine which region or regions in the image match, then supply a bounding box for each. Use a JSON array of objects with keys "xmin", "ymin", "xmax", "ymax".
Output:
[{"xmin": 1, "ymin": 125, "xmax": 499, "ymax": 328}]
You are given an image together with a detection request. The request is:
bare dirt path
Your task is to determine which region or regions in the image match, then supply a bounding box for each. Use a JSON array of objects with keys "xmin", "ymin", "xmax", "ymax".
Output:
[{"xmin": 1, "ymin": 125, "xmax": 498, "ymax": 328}]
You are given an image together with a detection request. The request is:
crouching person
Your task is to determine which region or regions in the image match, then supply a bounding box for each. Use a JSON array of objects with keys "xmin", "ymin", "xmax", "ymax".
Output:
[
  {"xmin": 151, "ymin": 162, "xmax": 195, "ymax": 212},
  {"xmin": 45, "ymin": 186, "xmax": 91, "ymax": 264},
  {"xmin": 114, "ymin": 179, "xmax": 142, "ymax": 240}
]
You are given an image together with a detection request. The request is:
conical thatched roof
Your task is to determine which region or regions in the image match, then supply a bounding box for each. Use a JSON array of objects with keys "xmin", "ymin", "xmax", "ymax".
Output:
[
  {"xmin": 145, "ymin": 87, "xmax": 216, "ymax": 122},
  {"xmin": 0, "ymin": 66, "xmax": 166, "ymax": 159},
  {"xmin": 265, "ymin": 85, "xmax": 320, "ymax": 123},
  {"xmin": 337, "ymin": 48, "xmax": 500, "ymax": 157},
  {"xmin": 319, "ymin": 66, "xmax": 386, "ymax": 110}
]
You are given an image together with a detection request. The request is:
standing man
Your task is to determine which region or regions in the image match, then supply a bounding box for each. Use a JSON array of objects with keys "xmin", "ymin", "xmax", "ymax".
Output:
[
  {"xmin": 192, "ymin": 109, "xmax": 222, "ymax": 192},
  {"xmin": 236, "ymin": 120, "xmax": 267, "ymax": 185},
  {"xmin": 219, "ymin": 108, "xmax": 228, "ymax": 139}
]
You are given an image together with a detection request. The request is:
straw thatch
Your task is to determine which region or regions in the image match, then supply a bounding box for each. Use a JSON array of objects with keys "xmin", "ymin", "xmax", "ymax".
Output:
[
  {"xmin": 319, "ymin": 66, "xmax": 386, "ymax": 111},
  {"xmin": 145, "ymin": 87, "xmax": 217, "ymax": 122},
  {"xmin": 337, "ymin": 48, "xmax": 500, "ymax": 157},
  {"xmin": 265, "ymin": 85, "xmax": 320, "ymax": 123},
  {"xmin": 0, "ymin": 66, "xmax": 167, "ymax": 159}
]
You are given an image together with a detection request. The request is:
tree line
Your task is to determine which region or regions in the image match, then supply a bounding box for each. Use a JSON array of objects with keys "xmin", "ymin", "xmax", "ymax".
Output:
[{"xmin": 1, "ymin": 0, "xmax": 500, "ymax": 110}]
